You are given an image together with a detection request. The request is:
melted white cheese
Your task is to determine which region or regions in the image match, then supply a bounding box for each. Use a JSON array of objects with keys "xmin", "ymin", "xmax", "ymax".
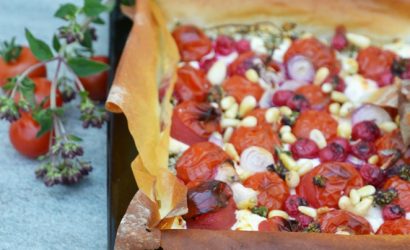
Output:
[
  {"xmin": 365, "ymin": 206, "xmax": 384, "ymax": 232},
  {"xmin": 231, "ymin": 210, "xmax": 266, "ymax": 231},
  {"xmin": 273, "ymin": 38, "xmax": 291, "ymax": 63},
  {"xmin": 169, "ymin": 137, "xmax": 189, "ymax": 154},
  {"xmin": 384, "ymin": 42, "xmax": 410, "ymax": 59},
  {"xmin": 250, "ymin": 37, "xmax": 268, "ymax": 54},
  {"xmin": 406, "ymin": 212, "xmax": 410, "ymax": 220},
  {"xmin": 344, "ymin": 75, "xmax": 378, "ymax": 106}
]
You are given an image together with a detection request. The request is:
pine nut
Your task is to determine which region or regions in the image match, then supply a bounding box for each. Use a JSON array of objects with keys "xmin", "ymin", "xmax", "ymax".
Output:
[
  {"xmin": 379, "ymin": 121, "xmax": 398, "ymax": 133},
  {"xmin": 221, "ymin": 118, "xmax": 240, "ymax": 128},
  {"xmin": 265, "ymin": 107, "xmax": 280, "ymax": 123},
  {"xmin": 245, "ymin": 69, "xmax": 259, "ymax": 83},
  {"xmin": 337, "ymin": 123, "xmax": 352, "ymax": 139},
  {"xmin": 282, "ymin": 132, "xmax": 297, "ymax": 144},
  {"xmin": 296, "ymin": 159, "xmax": 314, "ymax": 176},
  {"xmin": 240, "ymin": 116, "xmax": 257, "ymax": 127},
  {"xmin": 354, "ymin": 197, "xmax": 373, "ymax": 216},
  {"xmin": 285, "ymin": 171, "xmax": 300, "ymax": 188},
  {"xmin": 221, "ymin": 96, "xmax": 236, "ymax": 110},
  {"xmin": 239, "ymin": 96, "xmax": 257, "ymax": 117},
  {"xmin": 345, "ymin": 58, "xmax": 358, "ymax": 74},
  {"xmin": 329, "ymin": 102, "xmax": 341, "ymax": 115},
  {"xmin": 268, "ymin": 210, "xmax": 289, "ymax": 220},
  {"xmin": 223, "ymin": 127, "xmax": 234, "ymax": 142},
  {"xmin": 314, "ymin": 67, "xmax": 330, "ymax": 85},
  {"xmin": 279, "ymin": 106, "xmax": 292, "ymax": 116},
  {"xmin": 331, "ymin": 91, "xmax": 349, "ymax": 103},
  {"xmin": 338, "ymin": 195, "xmax": 352, "ymax": 210},
  {"xmin": 224, "ymin": 143, "xmax": 240, "ymax": 162},
  {"xmin": 357, "ymin": 185, "xmax": 376, "ymax": 198},
  {"xmin": 317, "ymin": 207, "xmax": 330, "ymax": 215},
  {"xmin": 309, "ymin": 129, "xmax": 327, "ymax": 149},
  {"xmin": 298, "ymin": 206, "xmax": 317, "ymax": 218},
  {"xmin": 207, "ymin": 60, "xmax": 227, "ymax": 85},
  {"xmin": 280, "ymin": 125, "xmax": 292, "ymax": 134},
  {"xmin": 279, "ymin": 153, "xmax": 297, "ymax": 171},
  {"xmin": 224, "ymin": 103, "xmax": 239, "ymax": 118},
  {"xmin": 346, "ymin": 33, "xmax": 371, "ymax": 48},
  {"xmin": 339, "ymin": 102, "xmax": 354, "ymax": 117},
  {"xmin": 335, "ymin": 230, "xmax": 351, "ymax": 235},
  {"xmin": 349, "ymin": 189, "xmax": 360, "ymax": 205},
  {"xmin": 367, "ymin": 155, "xmax": 379, "ymax": 165},
  {"xmin": 321, "ymin": 83, "xmax": 333, "ymax": 93}
]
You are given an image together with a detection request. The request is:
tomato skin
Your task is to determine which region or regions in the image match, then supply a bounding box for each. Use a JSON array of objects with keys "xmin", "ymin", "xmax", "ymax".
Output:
[
  {"xmin": 229, "ymin": 125, "xmax": 281, "ymax": 155},
  {"xmin": 375, "ymin": 129, "xmax": 409, "ymax": 165},
  {"xmin": 222, "ymin": 75, "xmax": 264, "ymax": 103},
  {"xmin": 79, "ymin": 56, "xmax": 109, "ymax": 102},
  {"xmin": 172, "ymin": 25, "xmax": 212, "ymax": 62},
  {"xmin": 357, "ymin": 47, "xmax": 396, "ymax": 86},
  {"xmin": 295, "ymin": 85, "xmax": 329, "ymax": 109},
  {"xmin": 0, "ymin": 47, "xmax": 47, "ymax": 86},
  {"xmin": 319, "ymin": 210, "xmax": 373, "ymax": 234},
  {"xmin": 383, "ymin": 176, "xmax": 410, "ymax": 212},
  {"xmin": 186, "ymin": 198, "xmax": 236, "ymax": 230},
  {"xmin": 258, "ymin": 217, "xmax": 290, "ymax": 232},
  {"xmin": 15, "ymin": 77, "xmax": 63, "ymax": 108},
  {"xmin": 293, "ymin": 110, "xmax": 338, "ymax": 140},
  {"xmin": 297, "ymin": 162, "xmax": 363, "ymax": 208},
  {"xmin": 174, "ymin": 65, "xmax": 211, "ymax": 102},
  {"xmin": 9, "ymin": 112, "xmax": 50, "ymax": 159},
  {"xmin": 227, "ymin": 51, "xmax": 255, "ymax": 76},
  {"xmin": 176, "ymin": 142, "xmax": 231, "ymax": 185},
  {"xmin": 171, "ymin": 101, "xmax": 221, "ymax": 145},
  {"xmin": 244, "ymin": 172, "xmax": 289, "ymax": 211},
  {"xmin": 284, "ymin": 38, "xmax": 339, "ymax": 75},
  {"xmin": 376, "ymin": 218, "xmax": 410, "ymax": 235}
]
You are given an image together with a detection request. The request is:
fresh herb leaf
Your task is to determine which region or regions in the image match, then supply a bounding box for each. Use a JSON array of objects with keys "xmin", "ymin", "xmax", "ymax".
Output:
[
  {"xmin": 25, "ymin": 29, "xmax": 53, "ymax": 61},
  {"xmin": 91, "ymin": 17, "xmax": 105, "ymax": 25},
  {"xmin": 313, "ymin": 175, "xmax": 327, "ymax": 188},
  {"xmin": 54, "ymin": 3, "xmax": 78, "ymax": 20},
  {"xmin": 251, "ymin": 206, "xmax": 268, "ymax": 217},
  {"xmin": 83, "ymin": 0, "xmax": 107, "ymax": 17},
  {"xmin": 19, "ymin": 78, "xmax": 36, "ymax": 106},
  {"xmin": 67, "ymin": 57, "xmax": 108, "ymax": 77},
  {"xmin": 67, "ymin": 135, "xmax": 83, "ymax": 142},
  {"xmin": 52, "ymin": 34, "xmax": 61, "ymax": 52},
  {"xmin": 33, "ymin": 109, "xmax": 53, "ymax": 137},
  {"xmin": 80, "ymin": 29, "xmax": 93, "ymax": 50}
]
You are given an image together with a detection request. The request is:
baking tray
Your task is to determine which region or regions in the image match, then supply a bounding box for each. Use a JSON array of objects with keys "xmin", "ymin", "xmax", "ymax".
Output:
[{"xmin": 107, "ymin": 2, "xmax": 136, "ymax": 249}]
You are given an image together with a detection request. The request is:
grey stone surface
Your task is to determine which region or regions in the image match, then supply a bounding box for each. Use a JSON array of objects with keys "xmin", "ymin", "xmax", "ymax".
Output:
[{"xmin": 0, "ymin": 1, "xmax": 109, "ymax": 249}]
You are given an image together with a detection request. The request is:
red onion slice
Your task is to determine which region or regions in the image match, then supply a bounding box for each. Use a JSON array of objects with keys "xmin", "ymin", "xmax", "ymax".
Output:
[
  {"xmin": 286, "ymin": 55, "xmax": 315, "ymax": 83},
  {"xmin": 279, "ymin": 79, "xmax": 309, "ymax": 91},
  {"xmin": 209, "ymin": 132, "xmax": 224, "ymax": 148},
  {"xmin": 259, "ymin": 89, "xmax": 275, "ymax": 108},
  {"xmin": 346, "ymin": 154, "xmax": 365, "ymax": 167},
  {"xmin": 351, "ymin": 104, "xmax": 392, "ymax": 125}
]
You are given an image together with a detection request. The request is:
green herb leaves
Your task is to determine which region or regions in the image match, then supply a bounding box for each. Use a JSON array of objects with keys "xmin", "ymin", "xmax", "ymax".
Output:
[
  {"xmin": 0, "ymin": 37, "xmax": 22, "ymax": 63},
  {"xmin": 83, "ymin": 0, "xmax": 109, "ymax": 17},
  {"xmin": 25, "ymin": 29, "xmax": 53, "ymax": 61},
  {"xmin": 67, "ymin": 57, "xmax": 108, "ymax": 77},
  {"xmin": 54, "ymin": 3, "xmax": 78, "ymax": 20}
]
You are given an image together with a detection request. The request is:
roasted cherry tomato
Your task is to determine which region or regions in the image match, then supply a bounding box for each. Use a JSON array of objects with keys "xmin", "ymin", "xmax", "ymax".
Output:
[
  {"xmin": 227, "ymin": 51, "xmax": 256, "ymax": 76},
  {"xmin": 357, "ymin": 46, "xmax": 396, "ymax": 87},
  {"xmin": 319, "ymin": 210, "xmax": 373, "ymax": 234},
  {"xmin": 297, "ymin": 162, "xmax": 363, "ymax": 208},
  {"xmin": 9, "ymin": 112, "xmax": 50, "ymax": 158},
  {"xmin": 0, "ymin": 47, "xmax": 46, "ymax": 86},
  {"xmin": 15, "ymin": 77, "xmax": 63, "ymax": 108},
  {"xmin": 376, "ymin": 218, "xmax": 410, "ymax": 235},
  {"xmin": 244, "ymin": 172, "xmax": 289, "ymax": 211},
  {"xmin": 284, "ymin": 38, "xmax": 339, "ymax": 75},
  {"xmin": 174, "ymin": 65, "xmax": 211, "ymax": 102},
  {"xmin": 375, "ymin": 129, "xmax": 409, "ymax": 165},
  {"xmin": 172, "ymin": 25, "xmax": 212, "ymax": 62},
  {"xmin": 295, "ymin": 85, "xmax": 329, "ymax": 109},
  {"xmin": 222, "ymin": 75, "xmax": 264, "ymax": 103},
  {"xmin": 244, "ymin": 108, "xmax": 274, "ymax": 127},
  {"xmin": 171, "ymin": 101, "xmax": 221, "ymax": 145},
  {"xmin": 186, "ymin": 198, "xmax": 236, "ymax": 230},
  {"xmin": 229, "ymin": 125, "xmax": 281, "ymax": 155},
  {"xmin": 383, "ymin": 176, "xmax": 410, "ymax": 212},
  {"xmin": 293, "ymin": 110, "xmax": 338, "ymax": 140},
  {"xmin": 176, "ymin": 142, "xmax": 230, "ymax": 185},
  {"xmin": 258, "ymin": 217, "xmax": 290, "ymax": 232},
  {"xmin": 78, "ymin": 55, "xmax": 109, "ymax": 102}
]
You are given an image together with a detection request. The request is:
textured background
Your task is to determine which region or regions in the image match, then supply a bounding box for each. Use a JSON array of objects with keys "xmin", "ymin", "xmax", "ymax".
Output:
[{"xmin": 0, "ymin": 1, "xmax": 109, "ymax": 249}]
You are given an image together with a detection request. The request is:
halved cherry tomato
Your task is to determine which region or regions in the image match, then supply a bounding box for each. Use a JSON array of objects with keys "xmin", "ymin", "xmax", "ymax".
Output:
[
  {"xmin": 376, "ymin": 218, "xmax": 410, "ymax": 235},
  {"xmin": 319, "ymin": 210, "xmax": 373, "ymax": 234},
  {"xmin": 295, "ymin": 85, "xmax": 329, "ymax": 110},
  {"xmin": 244, "ymin": 172, "xmax": 289, "ymax": 211},
  {"xmin": 9, "ymin": 112, "xmax": 50, "ymax": 158},
  {"xmin": 15, "ymin": 77, "xmax": 63, "ymax": 108},
  {"xmin": 174, "ymin": 65, "xmax": 211, "ymax": 102},
  {"xmin": 79, "ymin": 55, "xmax": 109, "ymax": 102},
  {"xmin": 297, "ymin": 162, "xmax": 363, "ymax": 208},
  {"xmin": 383, "ymin": 176, "xmax": 410, "ymax": 212},
  {"xmin": 229, "ymin": 125, "xmax": 281, "ymax": 155},
  {"xmin": 186, "ymin": 198, "xmax": 236, "ymax": 230},
  {"xmin": 171, "ymin": 101, "xmax": 221, "ymax": 145},
  {"xmin": 293, "ymin": 110, "xmax": 338, "ymax": 140},
  {"xmin": 357, "ymin": 46, "xmax": 396, "ymax": 86},
  {"xmin": 375, "ymin": 129, "xmax": 410, "ymax": 165},
  {"xmin": 258, "ymin": 217, "xmax": 290, "ymax": 232},
  {"xmin": 172, "ymin": 25, "xmax": 212, "ymax": 62},
  {"xmin": 0, "ymin": 47, "xmax": 46, "ymax": 86},
  {"xmin": 227, "ymin": 51, "xmax": 255, "ymax": 76},
  {"xmin": 176, "ymin": 142, "xmax": 230, "ymax": 185},
  {"xmin": 284, "ymin": 38, "xmax": 339, "ymax": 75},
  {"xmin": 222, "ymin": 75, "xmax": 264, "ymax": 103}
]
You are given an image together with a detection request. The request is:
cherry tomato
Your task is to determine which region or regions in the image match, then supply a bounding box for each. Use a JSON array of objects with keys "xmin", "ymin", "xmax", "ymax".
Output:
[
  {"xmin": 14, "ymin": 77, "xmax": 63, "ymax": 108},
  {"xmin": 244, "ymin": 172, "xmax": 289, "ymax": 211},
  {"xmin": 383, "ymin": 176, "xmax": 410, "ymax": 212},
  {"xmin": 171, "ymin": 101, "xmax": 221, "ymax": 145},
  {"xmin": 319, "ymin": 210, "xmax": 373, "ymax": 234},
  {"xmin": 295, "ymin": 85, "xmax": 329, "ymax": 109},
  {"xmin": 376, "ymin": 218, "xmax": 410, "ymax": 235},
  {"xmin": 227, "ymin": 51, "xmax": 256, "ymax": 76},
  {"xmin": 222, "ymin": 75, "xmax": 264, "ymax": 103},
  {"xmin": 174, "ymin": 65, "xmax": 211, "ymax": 102},
  {"xmin": 176, "ymin": 142, "xmax": 230, "ymax": 185},
  {"xmin": 229, "ymin": 125, "xmax": 281, "ymax": 155},
  {"xmin": 79, "ymin": 56, "xmax": 109, "ymax": 102},
  {"xmin": 297, "ymin": 162, "xmax": 363, "ymax": 208},
  {"xmin": 375, "ymin": 129, "xmax": 409, "ymax": 165},
  {"xmin": 244, "ymin": 108, "xmax": 270, "ymax": 127},
  {"xmin": 258, "ymin": 217, "xmax": 290, "ymax": 232},
  {"xmin": 0, "ymin": 47, "xmax": 46, "ymax": 86},
  {"xmin": 357, "ymin": 47, "xmax": 396, "ymax": 86},
  {"xmin": 9, "ymin": 112, "xmax": 50, "ymax": 158},
  {"xmin": 284, "ymin": 38, "xmax": 339, "ymax": 75},
  {"xmin": 293, "ymin": 110, "xmax": 338, "ymax": 140},
  {"xmin": 172, "ymin": 25, "xmax": 212, "ymax": 62},
  {"xmin": 186, "ymin": 198, "xmax": 236, "ymax": 230}
]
